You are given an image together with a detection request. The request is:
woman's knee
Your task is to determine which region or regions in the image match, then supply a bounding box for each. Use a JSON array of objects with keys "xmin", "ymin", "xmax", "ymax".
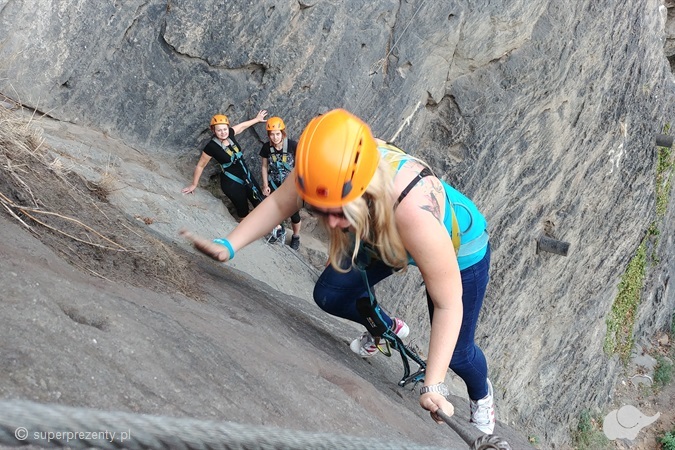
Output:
[
  {"xmin": 313, "ymin": 262, "xmax": 368, "ymax": 316},
  {"xmin": 449, "ymin": 345, "xmax": 487, "ymax": 375},
  {"xmin": 313, "ymin": 282, "xmax": 342, "ymax": 313}
]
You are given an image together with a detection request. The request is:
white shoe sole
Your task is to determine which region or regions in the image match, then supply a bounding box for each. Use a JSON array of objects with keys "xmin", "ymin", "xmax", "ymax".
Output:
[
  {"xmin": 394, "ymin": 320, "xmax": 410, "ymax": 339},
  {"xmin": 470, "ymin": 379, "xmax": 495, "ymax": 434},
  {"xmin": 349, "ymin": 338, "xmax": 377, "ymax": 358}
]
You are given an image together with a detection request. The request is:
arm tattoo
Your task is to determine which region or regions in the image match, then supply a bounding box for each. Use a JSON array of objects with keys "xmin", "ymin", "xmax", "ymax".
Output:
[{"xmin": 418, "ymin": 179, "xmax": 443, "ymax": 221}]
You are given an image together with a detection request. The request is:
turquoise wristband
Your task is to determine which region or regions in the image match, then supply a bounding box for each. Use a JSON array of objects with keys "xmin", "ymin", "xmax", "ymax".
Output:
[{"xmin": 213, "ymin": 238, "xmax": 235, "ymax": 260}]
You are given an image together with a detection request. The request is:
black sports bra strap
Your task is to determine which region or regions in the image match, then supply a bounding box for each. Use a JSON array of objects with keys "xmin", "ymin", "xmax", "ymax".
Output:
[{"xmin": 394, "ymin": 167, "xmax": 434, "ymax": 209}]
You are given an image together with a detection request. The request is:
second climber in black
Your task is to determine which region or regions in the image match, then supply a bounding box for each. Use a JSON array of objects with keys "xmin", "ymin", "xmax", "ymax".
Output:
[{"xmin": 182, "ymin": 111, "xmax": 266, "ymax": 219}]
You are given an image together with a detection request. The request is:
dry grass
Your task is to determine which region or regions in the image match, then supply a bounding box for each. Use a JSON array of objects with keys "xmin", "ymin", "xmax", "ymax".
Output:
[
  {"xmin": 0, "ymin": 104, "xmax": 117, "ymax": 240},
  {"xmin": 0, "ymin": 104, "xmax": 201, "ymax": 299}
]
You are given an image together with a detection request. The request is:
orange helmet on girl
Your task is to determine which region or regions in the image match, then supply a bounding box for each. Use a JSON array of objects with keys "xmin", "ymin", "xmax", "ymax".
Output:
[
  {"xmin": 266, "ymin": 117, "xmax": 286, "ymax": 131},
  {"xmin": 295, "ymin": 109, "xmax": 379, "ymax": 208},
  {"xmin": 266, "ymin": 116, "xmax": 286, "ymax": 137},
  {"xmin": 210, "ymin": 114, "xmax": 229, "ymax": 129}
]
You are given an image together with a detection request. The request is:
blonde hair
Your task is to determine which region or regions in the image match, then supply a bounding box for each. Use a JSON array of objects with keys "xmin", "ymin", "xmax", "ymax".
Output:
[{"xmin": 324, "ymin": 158, "xmax": 410, "ymax": 272}]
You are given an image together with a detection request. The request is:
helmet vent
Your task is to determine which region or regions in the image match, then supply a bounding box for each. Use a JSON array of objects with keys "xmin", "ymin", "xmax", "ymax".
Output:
[
  {"xmin": 353, "ymin": 139, "xmax": 362, "ymax": 165},
  {"xmin": 341, "ymin": 182, "xmax": 352, "ymax": 198}
]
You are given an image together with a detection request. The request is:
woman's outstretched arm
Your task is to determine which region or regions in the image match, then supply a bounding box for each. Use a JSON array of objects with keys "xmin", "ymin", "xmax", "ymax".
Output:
[{"xmin": 181, "ymin": 170, "xmax": 302, "ymax": 261}]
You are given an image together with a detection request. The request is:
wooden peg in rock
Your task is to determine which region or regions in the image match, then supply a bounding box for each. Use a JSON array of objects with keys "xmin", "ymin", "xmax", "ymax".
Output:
[
  {"xmin": 655, "ymin": 133, "xmax": 673, "ymax": 148},
  {"xmin": 537, "ymin": 235, "xmax": 571, "ymax": 256}
]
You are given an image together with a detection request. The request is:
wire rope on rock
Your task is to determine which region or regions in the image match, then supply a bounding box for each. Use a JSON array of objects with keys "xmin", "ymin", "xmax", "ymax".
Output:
[{"xmin": 0, "ymin": 400, "xmax": 456, "ymax": 450}]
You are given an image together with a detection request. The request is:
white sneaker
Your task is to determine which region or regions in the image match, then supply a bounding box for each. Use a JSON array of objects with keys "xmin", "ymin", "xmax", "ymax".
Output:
[
  {"xmin": 470, "ymin": 378, "xmax": 495, "ymax": 434},
  {"xmin": 349, "ymin": 317, "xmax": 409, "ymax": 357},
  {"xmin": 391, "ymin": 317, "xmax": 409, "ymax": 339},
  {"xmin": 349, "ymin": 332, "xmax": 378, "ymax": 357},
  {"xmin": 276, "ymin": 227, "xmax": 287, "ymax": 245}
]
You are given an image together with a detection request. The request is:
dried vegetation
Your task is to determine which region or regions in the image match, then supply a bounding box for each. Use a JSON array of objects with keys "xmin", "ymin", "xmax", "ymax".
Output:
[{"xmin": 0, "ymin": 101, "xmax": 201, "ymax": 299}]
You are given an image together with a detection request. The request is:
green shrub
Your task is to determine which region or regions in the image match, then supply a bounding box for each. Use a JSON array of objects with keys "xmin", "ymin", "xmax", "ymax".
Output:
[
  {"xmin": 653, "ymin": 355, "xmax": 673, "ymax": 389},
  {"xmin": 574, "ymin": 410, "xmax": 610, "ymax": 450},
  {"xmin": 656, "ymin": 144, "xmax": 674, "ymax": 218},
  {"xmin": 661, "ymin": 431, "xmax": 675, "ymax": 450},
  {"xmin": 604, "ymin": 241, "xmax": 646, "ymax": 362}
]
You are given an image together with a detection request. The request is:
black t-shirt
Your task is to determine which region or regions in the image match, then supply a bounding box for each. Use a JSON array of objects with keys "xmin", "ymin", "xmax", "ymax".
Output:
[
  {"xmin": 203, "ymin": 128, "xmax": 247, "ymax": 180},
  {"xmin": 259, "ymin": 139, "xmax": 297, "ymax": 185}
]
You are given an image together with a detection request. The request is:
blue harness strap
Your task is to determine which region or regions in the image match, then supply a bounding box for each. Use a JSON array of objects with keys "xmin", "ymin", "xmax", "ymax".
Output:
[{"xmin": 268, "ymin": 138, "xmax": 293, "ymax": 190}]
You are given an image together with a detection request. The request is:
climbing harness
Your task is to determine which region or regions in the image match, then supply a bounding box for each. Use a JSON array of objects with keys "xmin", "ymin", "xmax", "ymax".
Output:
[
  {"xmin": 268, "ymin": 138, "xmax": 293, "ymax": 190},
  {"xmin": 213, "ymin": 137, "xmax": 263, "ymax": 202},
  {"xmin": 355, "ymin": 247, "xmax": 426, "ymax": 387},
  {"xmin": 348, "ymin": 143, "xmax": 488, "ymax": 385}
]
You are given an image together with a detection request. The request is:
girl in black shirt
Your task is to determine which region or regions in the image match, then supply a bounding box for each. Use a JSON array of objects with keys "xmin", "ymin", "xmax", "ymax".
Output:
[{"xmin": 182, "ymin": 111, "xmax": 266, "ymax": 218}]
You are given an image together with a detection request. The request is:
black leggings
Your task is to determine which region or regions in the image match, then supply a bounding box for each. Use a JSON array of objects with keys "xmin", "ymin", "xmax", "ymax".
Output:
[
  {"xmin": 219, "ymin": 174, "xmax": 262, "ymax": 218},
  {"xmin": 289, "ymin": 209, "xmax": 301, "ymax": 224}
]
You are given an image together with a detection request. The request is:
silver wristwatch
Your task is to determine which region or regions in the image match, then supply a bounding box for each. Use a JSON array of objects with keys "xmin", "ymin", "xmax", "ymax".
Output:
[{"xmin": 419, "ymin": 383, "xmax": 449, "ymax": 397}]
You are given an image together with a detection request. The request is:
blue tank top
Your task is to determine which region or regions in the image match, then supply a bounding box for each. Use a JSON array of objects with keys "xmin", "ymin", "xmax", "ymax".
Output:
[{"xmin": 380, "ymin": 145, "xmax": 489, "ymax": 270}]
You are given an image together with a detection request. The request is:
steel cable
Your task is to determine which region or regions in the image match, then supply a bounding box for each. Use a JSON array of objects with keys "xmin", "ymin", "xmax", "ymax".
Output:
[{"xmin": 0, "ymin": 400, "xmax": 457, "ymax": 450}]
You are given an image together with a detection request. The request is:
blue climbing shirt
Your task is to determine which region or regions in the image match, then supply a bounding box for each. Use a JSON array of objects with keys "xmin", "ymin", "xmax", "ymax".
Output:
[{"xmin": 380, "ymin": 145, "xmax": 489, "ymax": 271}]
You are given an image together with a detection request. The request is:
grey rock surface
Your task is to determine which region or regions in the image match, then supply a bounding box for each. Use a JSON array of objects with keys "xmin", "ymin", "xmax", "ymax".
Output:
[
  {"xmin": 0, "ymin": 129, "xmax": 532, "ymax": 449},
  {"xmin": 0, "ymin": 214, "xmax": 454, "ymax": 448},
  {"xmin": 2, "ymin": 0, "xmax": 675, "ymax": 447},
  {"xmin": 0, "ymin": 107, "xmax": 534, "ymax": 448}
]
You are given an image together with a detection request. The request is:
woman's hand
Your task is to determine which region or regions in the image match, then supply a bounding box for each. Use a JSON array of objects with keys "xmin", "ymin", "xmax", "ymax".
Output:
[
  {"xmin": 262, "ymin": 185, "xmax": 271, "ymax": 196},
  {"xmin": 233, "ymin": 111, "xmax": 269, "ymax": 135},
  {"xmin": 182, "ymin": 184, "xmax": 197, "ymax": 194},
  {"xmin": 256, "ymin": 110, "xmax": 268, "ymax": 123},
  {"xmin": 420, "ymin": 392, "xmax": 454, "ymax": 424},
  {"xmin": 180, "ymin": 230, "xmax": 232, "ymax": 262}
]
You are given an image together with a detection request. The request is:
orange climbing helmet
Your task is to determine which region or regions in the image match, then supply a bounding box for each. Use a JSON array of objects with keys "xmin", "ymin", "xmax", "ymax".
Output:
[
  {"xmin": 210, "ymin": 114, "xmax": 229, "ymax": 128},
  {"xmin": 295, "ymin": 109, "xmax": 379, "ymax": 208},
  {"xmin": 266, "ymin": 117, "xmax": 286, "ymax": 132}
]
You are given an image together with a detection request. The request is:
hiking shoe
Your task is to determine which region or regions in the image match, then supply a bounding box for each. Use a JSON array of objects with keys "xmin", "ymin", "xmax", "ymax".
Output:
[
  {"xmin": 349, "ymin": 317, "xmax": 410, "ymax": 358},
  {"xmin": 290, "ymin": 234, "xmax": 300, "ymax": 250},
  {"xmin": 470, "ymin": 379, "xmax": 495, "ymax": 434}
]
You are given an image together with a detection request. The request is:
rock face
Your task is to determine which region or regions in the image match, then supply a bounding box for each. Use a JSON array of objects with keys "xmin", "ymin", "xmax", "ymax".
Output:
[{"xmin": 2, "ymin": 0, "xmax": 675, "ymax": 447}]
